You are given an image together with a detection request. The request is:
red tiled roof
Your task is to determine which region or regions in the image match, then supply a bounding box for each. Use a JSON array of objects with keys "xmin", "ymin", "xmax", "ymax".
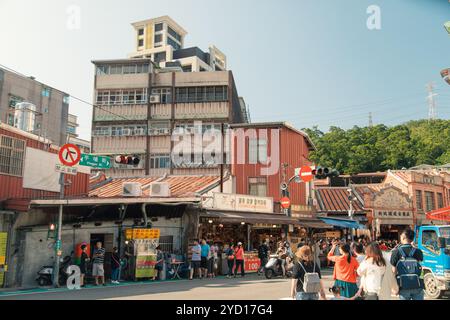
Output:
[
  {"xmin": 354, "ymin": 184, "xmax": 385, "ymax": 196},
  {"xmin": 390, "ymin": 171, "xmax": 411, "ymax": 182},
  {"xmin": 89, "ymin": 175, "xmax": 220, "ymax": 198},
  {"xmin": 315, "ymin": 187, "xmax": 364, "ymax": 213}
]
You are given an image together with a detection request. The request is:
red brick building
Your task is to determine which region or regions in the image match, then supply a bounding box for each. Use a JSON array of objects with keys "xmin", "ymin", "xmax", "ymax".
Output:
[{"xmin": 230, "ymin": 122, "xmax": 315, "ymax": 212}]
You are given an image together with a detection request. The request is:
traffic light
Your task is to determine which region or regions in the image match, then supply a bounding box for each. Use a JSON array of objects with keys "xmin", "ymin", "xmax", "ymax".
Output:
[
  {"xmin": 115, "ymin": 155, "xmax": 140, "ymax": 166},
  {"xmin": 312, "ymin": 167, "xmax": 340, "ymax": 180}
]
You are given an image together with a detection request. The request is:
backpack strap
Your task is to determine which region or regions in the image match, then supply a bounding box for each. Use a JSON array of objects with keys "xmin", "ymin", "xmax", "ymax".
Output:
[
  {"xmin": 409, "ymin": 247, "xmax": 416, "ymax": 258},
  {"xmin": 398, "ymin": 246, "xmax": 407, "ymax": 259}
]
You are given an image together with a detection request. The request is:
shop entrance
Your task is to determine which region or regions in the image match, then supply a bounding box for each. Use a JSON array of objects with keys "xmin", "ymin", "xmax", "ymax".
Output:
[{"xmin": 90, "ymin": 233, "xmax": 114, "ymax": 278}]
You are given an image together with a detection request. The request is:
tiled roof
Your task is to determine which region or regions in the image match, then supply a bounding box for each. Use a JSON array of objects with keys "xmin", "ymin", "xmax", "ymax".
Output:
[
  {"xmin": 354, "ymin": 184, "xmax": 385, "ymax": 196},
  {"xmin": 390, "ymin": 171, "xmax": 411, "ymax": 182},
  {"xmin": 315, "ymin": 187, "xmax": 365, "ymax": 213},
  {"xmin": 89, "ymin": 175, "xmax": 220, "ymax": 198}
]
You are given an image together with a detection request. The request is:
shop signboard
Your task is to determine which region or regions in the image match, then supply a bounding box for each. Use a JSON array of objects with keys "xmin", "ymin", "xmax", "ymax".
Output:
[
  {"xmin": 0, "ymin": 232, "xmax": 7, "ymax": 286},
  {"xmin": 125, "ymin": 228, "xmax": 160, "ymax": 240},
  {"xmin": 244, "ymin": 257, "xmax": 261, "ymax": 273},
  {"xmin": 134, "ymin": 239, "xmax": 159, "ymax": 279},
  {"xmin": 210, "ymin": 193, "xmax": 274, "ymax": 214}
]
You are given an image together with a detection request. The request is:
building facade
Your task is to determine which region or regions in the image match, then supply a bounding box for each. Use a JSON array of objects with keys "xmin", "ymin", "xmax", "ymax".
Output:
[
  {"xmin": 91, "ymin": 16, "xmax": 248, "ymax": 178},
  {"xmin": 0, "ymin": 66, "xmax": 69, "ymax": 146},
  {"xmin": 128, "ymin": 16, "xmax": 227, "ymax": 72},
  {"xmin": 0, "ymin": 122, "xmax": 90, "ymax": 287},
  {"xmin": 384, "ymin": 170, "xmax": 450, "ymax": 224},
  {"xmin": 230, "ymin": 122, "xmax": 316, "ymax": 211}
]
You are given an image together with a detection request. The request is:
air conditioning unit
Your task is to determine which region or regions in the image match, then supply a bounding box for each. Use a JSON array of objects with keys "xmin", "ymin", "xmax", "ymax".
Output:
[
  {"xmin": 135, "ymin": 128, "xmax": 145, "ymax": 135},
  {"xmin": 149, "ymin": 95, "xmax": 160, "ymax": 104},
  {"xmin": 122, "ymin": 182, "xmax": 142, "ymax": 197},
  {"xmin": 122, "ymin": 129, "xmax": 132, "ymax": 136},
  {"xmin": 149, "ymin": 182, "xmax": 171, "ymax": 197},
  {"xmin": 162, "ymin": 128, "xmax": 170, "ymax": 134}
]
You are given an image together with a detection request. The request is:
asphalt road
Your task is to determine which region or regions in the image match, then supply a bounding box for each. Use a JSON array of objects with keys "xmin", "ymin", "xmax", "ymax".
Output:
[
  {"xmin": 0, "ymin": 268, "xmax": 446, "ymax": 300},
  {"xmin": 0, "ymin": 270, "xmax": 334, "ymax": 300}
]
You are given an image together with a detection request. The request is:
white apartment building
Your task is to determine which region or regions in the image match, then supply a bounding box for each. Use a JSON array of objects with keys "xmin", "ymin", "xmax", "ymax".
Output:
[
  {"xmin": 128, "ymin": 16, "xmax": 227, "ymax": 72},
  {"xmin": 91, "ymin": 16, "xmax": 249, "ymax": 178}
]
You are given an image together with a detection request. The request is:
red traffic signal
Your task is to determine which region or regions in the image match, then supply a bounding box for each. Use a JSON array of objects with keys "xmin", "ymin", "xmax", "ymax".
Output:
[{"xmin": 115, "ymin": 155, "xmax": 140, "ymax": 166}]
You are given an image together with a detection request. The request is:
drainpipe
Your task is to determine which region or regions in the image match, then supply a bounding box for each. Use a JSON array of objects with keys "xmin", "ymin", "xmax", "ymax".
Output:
[{"xmin": 141, "ymin": 203, "xmax": 148, "ymax": 226}]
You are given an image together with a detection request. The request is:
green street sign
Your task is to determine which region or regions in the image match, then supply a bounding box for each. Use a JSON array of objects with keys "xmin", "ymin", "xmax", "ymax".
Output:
[{"xmin": 79, "ymin": 154, "xmax": 111, "ymax": 169}]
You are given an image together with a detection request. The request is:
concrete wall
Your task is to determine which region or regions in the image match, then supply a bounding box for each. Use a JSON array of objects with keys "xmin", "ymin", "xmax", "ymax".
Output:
[{"xmin": 17, "ymin": 216, "xmax": 183, "ymax": 288}]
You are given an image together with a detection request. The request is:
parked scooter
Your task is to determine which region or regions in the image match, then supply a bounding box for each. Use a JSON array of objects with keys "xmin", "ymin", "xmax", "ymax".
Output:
[
  {"xmin": 36, "ymin": 255, "xmax": 72, "ymax": 286},
  {"xmin": 264, "ymin": 254, "xmax": 293, "ymax": 279}
]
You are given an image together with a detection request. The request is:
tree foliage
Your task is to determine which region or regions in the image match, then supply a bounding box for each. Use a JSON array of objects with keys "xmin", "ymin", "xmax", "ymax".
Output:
[{"xmin": 303, "ymin": 119, "xmax": 450, "ymax": 175}]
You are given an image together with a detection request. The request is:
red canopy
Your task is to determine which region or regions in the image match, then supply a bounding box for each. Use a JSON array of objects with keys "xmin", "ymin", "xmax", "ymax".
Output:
[{"xmin": 426, "ymin": 206, "xmax": 450, "ymax": 222}]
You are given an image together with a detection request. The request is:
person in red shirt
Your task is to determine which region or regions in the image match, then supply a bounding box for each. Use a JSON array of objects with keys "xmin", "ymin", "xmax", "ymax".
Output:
[
  {"xmin": 327, "ymin": 241, "xmax": 359, "ymax": 298},
  {"xmin": 234, "ymin": 242, "xmax": 245, "ymax": 278},
  {"xmin": 379, "ymin": 241, "xmax": 389, "ymax": 251}
]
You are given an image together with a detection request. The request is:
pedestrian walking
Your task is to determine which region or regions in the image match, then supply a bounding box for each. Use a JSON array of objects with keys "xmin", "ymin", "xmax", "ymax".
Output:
[
  {"xmin": 327, "ymin": 241, "xmax": 359, "ymax": 298},
  {"xmin": 208, "ymin": 242, "xmax": 218, "ymax": 278},
  {"xmin": 357, "ymin": 242, "xmax": 386, "ymax": 300},
  {"xmin": 379, "ymin": 251, "xmax": 399, "ymax": 300},
  {"xmin": 200, "ymin": 239, "xmax": 210, "ymax": 279},
  {"xmin": 79, "ymin": 244, "xmax": 90, "ymax": 287},
  {"xmin": 189, "ymin": 240, "xmax": 202, "ymax": 280},
  {"xmin": 92, "ymin": 241, "xmax": 106, "ymax": 286},
  {"xmin": 276, "ymin": 242, "xmax": 287, "ymax": 278},
  {"xmin": 110, "ymin": 247, "xmax": 121, "ymax": 284},
  {"xmin": 390, "ymin": 229, "xmax": 424, "ymax": 300},
  {"xmin": 224, "ymin": 243, "xmax": 235, "ymax": 278},
  {"xmin": 257, "ymin": 239, "xmax": 269, "ymax": 275},
  {"xmin": 234, "ymin": 242, "xmax": 245, "ymax": 277},
  {"xmin": 291, "ymin": 245, "xmax": 326, "ymax": 300}
]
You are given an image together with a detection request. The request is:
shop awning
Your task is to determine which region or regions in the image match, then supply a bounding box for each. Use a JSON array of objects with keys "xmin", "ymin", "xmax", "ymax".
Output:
[
  {"xmin": 203, "ymin": 210, "xmax": 300, "ymax": 225},
  {"xmin": 426, "ymin": 206, "xmax": 450, "ymax": 222},
  {"xmin": 319, "ymin": 217, "xmax": 367, "ymax": 230}
]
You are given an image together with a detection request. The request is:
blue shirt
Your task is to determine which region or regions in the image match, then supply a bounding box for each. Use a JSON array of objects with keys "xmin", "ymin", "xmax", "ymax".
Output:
[
  {"xmin": 191, "ymin": 244, "xmax": 202, "ymax": 261},
  {"xmin": 201, "ymin": 244, "xmax": 210, "ymax": 257}
]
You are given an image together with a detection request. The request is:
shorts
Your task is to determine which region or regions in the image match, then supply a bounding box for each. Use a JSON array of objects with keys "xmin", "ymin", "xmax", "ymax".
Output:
[
  {"xmin": 92, "ymin": 263, "xmax": 104, "ymax": 277},
  {"xmin": 201, "ymin": 257, "xmax": 208, "ymax": 269},
  {"xmin": 191, "ymin": 260, "xmax": 201, "ymax": 269}
]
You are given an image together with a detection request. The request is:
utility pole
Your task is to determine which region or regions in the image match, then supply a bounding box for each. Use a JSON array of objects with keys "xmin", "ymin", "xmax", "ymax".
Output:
[
  {"xmin": 347, "ymin": 186, "xmax": 355, "ymax": 242},
  {"xmin": 53, "ymin": 172, "xmax": 65, "ymax": 287},
  {"xmin": 426, "ymin": 82, "xmax": 437, "ymax": 120}
]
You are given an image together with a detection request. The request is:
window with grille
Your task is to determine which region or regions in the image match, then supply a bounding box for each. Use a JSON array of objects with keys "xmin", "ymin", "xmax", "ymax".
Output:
[
  {"xmin": 437, "ymin": 193, "xmax": 444, "ymax": 209},
  {"xmin": 415, "ymin": 190, "xmax": 423, "ymax": 211},
  {"xmin": 425, "ymin": 191, "xmax": 435, "ymax": 212},
  {"xmin": 248, "ymin": 138, "xmax": 267, "ymax": 164},
  {"xmin": 248, "ymin": 177, "xmax": 268, "ymax": 197},
  {"xmin": 0, "ymin": 135, "xmax": 25, "ymax": 176},
  {"xmin": 175, "ymin": 86, "xmax": 228, "ymax": 103},
  {"xmin": 159, "ymin": 235, "xmax": 174, "ymax": 253}
]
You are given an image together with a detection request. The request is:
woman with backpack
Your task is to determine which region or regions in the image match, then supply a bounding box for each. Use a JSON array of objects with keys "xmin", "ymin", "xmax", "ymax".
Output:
[
  {"xmin": 356, "ymin": 242, "xmax": 386, "ymax": 300},
  {"xmin": 291, "ymin": 245, "xmax": 327, "ymax": 300},
  {"xmin": 327, "ymin": 241, "xmax": 360, "ymax": 298}
]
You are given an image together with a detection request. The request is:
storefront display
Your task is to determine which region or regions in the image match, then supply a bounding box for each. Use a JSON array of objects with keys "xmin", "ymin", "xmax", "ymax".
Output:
[{"xmin": 123, "ymin": 228, "xmax": 160, "ymax": 280}]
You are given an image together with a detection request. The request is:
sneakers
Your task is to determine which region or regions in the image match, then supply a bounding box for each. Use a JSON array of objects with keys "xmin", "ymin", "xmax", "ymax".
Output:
[{"xmin": 111, "ymin": 280, "xmax": 119, "ymax": 284}]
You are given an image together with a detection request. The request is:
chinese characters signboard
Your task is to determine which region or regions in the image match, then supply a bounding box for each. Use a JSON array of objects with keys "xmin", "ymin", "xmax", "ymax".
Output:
[{"xmin": 207, "ymin": 193, "xmax": 274, "ymax": 214}]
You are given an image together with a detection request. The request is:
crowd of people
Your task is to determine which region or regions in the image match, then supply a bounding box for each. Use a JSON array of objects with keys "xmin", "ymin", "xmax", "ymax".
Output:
[
  {"xmin": 290, "ymin": 228, "xmax": 425, "ymax": 300},
  {"xmin": 189, "ymin": 239, "xmax": 223, "ymax": 280}
]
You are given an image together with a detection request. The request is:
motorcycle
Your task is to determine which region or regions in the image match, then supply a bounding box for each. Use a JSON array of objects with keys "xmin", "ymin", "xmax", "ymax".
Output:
[
  {"xmin": 264, "ymin": 254, "xmax": 293, "ymax": 279},
  {"xmin": 36, "ymin": 255, "xmax": 72, "ymax": 286}
]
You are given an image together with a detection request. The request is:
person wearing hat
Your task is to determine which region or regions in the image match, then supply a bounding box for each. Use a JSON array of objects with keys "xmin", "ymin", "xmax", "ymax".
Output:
[{"xmin": 234, "ymin": 242, "xmax": 245, "ymax": 278}]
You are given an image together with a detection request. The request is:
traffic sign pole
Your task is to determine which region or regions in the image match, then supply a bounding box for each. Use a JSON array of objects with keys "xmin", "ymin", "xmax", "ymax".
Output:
[{"xmin": 53, "ymin": 172, "xmax": 64, "ymax": 287}]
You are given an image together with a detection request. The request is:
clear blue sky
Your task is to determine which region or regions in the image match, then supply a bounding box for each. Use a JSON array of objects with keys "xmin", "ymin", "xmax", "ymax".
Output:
[{"xmin": 0, "ymin": 0, "xmax": 449, "ymax": 140}]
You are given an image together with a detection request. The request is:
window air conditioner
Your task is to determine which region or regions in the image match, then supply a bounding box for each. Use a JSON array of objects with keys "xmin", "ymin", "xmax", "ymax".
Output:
[
  {"xmin": 149, "ymin": 182, "xmax": 171, "ymax": 197},
  {"xmin": 122, "ymin": 182, "xmax": 142, "ymax": 197},
  {"xmin": 149, "ymin": 95, "xmax": 160, "ymax": 104},
  {"xmin": 122, "ymin": 129, "xmax": 132, "ymax": 136}
]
